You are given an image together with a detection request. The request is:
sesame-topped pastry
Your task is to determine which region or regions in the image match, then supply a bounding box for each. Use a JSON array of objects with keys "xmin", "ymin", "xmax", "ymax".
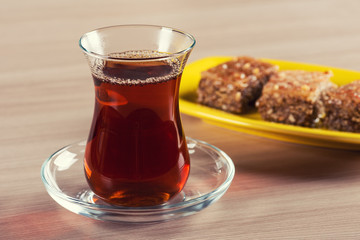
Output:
[
  {"xmin": 322, "ymin": 80, "xmax": 360, "ymax": 132},
  {"xmin": 197, "ymin": 56, "xmax": 278, "ymax": 114},
  {"xmin": 256, "ymin": 70, "xmax": 336, "ymax": 127}
]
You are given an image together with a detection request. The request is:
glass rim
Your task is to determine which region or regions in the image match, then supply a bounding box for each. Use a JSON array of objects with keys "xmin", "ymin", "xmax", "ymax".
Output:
[{"xmin": 79, "ymin": 24, "xmax": 196, "ymax": 62}]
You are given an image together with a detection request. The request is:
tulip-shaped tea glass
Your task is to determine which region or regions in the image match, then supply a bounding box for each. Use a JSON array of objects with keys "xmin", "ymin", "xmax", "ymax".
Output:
[{"xmin": 79, "ymin": 25, "xmax": 195, "ymax": 207}]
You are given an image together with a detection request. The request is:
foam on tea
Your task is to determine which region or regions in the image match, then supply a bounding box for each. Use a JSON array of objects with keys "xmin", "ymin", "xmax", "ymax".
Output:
[{"xmin": 89, "ymin": 50, "xmax": 182, "ymax": 85}]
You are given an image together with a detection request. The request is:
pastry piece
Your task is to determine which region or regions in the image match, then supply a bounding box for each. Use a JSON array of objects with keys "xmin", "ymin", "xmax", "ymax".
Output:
[
  {"xmin": 322, "ymin": 80, "xmax": 360, "ymax": 132},
  {"xmin": 256, "ymin": 70, "xmax": 335, "ymax": 127},
  {"xmin": 197, "ymin": 56, "xmax": 278, "ymax": 114}
]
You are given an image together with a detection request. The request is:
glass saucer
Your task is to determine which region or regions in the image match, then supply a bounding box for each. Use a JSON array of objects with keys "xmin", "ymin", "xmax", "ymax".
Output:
[{"xmin": 41, "ymin": 137, "xmax": 235, "ymax": 223}]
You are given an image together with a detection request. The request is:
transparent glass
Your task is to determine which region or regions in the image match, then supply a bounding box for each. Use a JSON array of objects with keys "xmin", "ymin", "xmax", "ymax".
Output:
[
  {"xmin": 79, "ymin": 25, "xmax": 196, "ymax": 207},
  {"xmin": 40, "ymin": 137, "xmax": 235, "ymax": 223}
]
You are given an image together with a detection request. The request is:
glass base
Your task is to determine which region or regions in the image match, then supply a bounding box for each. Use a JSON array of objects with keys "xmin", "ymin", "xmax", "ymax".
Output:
[{"xmin": 41, "ymin": 137, "xmax": 235, "ymax": 223}]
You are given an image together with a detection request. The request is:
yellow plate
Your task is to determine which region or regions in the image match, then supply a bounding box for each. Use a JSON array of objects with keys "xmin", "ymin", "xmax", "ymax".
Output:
[{"xmin": 179, "ymin": 56, "xmax": 360, "ymax": 150}]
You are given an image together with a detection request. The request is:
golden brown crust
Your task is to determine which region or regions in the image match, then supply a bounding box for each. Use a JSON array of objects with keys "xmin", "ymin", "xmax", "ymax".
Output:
[
  {"xmin": 322, "ymin": 80, "xmax": 360, "ymax": 132},
  {"xmin": 256, "ymin": 70, "xmax": 336, "ymax": 127},
  {"xmin": 197, "ymin": 56, "xmax": 278, "ymax": 114}
]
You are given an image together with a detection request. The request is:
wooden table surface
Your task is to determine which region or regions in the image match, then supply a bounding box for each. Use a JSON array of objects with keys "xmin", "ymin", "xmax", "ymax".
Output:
[{"xmin": 2, "ymin": 0, "xmax": 360, "ymax": 239}]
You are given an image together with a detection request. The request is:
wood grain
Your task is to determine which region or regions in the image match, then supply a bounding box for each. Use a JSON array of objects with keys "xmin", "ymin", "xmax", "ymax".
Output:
[{"xmin": 1, "ymin": 0, "xmax": 360, "ymax": 239}]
